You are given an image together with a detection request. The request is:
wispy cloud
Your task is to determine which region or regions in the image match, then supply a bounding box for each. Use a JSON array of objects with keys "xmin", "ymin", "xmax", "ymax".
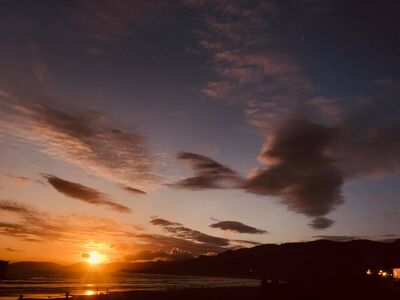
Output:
[
  {"xmin": 150, "ymin": 217, "xmax": 230, "ymax": 247},
  {"xmin": 2, "ymin": 174, "xmax": 44, "ymax": 187},
  {"xmin": 210, "ymin": 220, "xmax": 268, "ymax": 234},
  {"xmin": 43, "ymin": 174, "xmax": 131, "ymax": 213},
  {"xmin": 125, "ymin": 247, "xmax": 193, "ymax": 262},
  {"xmin": 149, "ymin": 217, "xmax": 260, "ymax": 253},
  {"xmin": 0, "ymin": 94, "xmax": 161, "ymax": 192},
  {"xmin": 0, "ymin": 200, "xmax": 259, "ymax": 260},
  {"xmin": 196, "ymin": 1, "xmax": 317, "ymax": 127},
  {"xmin": 0, "ymin": 199, "xmax": 131, "ymax": 243}
]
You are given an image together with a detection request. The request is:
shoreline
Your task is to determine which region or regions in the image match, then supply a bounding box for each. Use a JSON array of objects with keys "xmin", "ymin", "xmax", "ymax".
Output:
[{"xmin": 20, "ymin": 286, "xmax": 263, "ymax": 300}]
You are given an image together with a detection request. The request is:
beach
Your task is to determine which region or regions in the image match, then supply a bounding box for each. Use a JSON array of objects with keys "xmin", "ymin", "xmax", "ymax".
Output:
[{"xmin": 15, "ymin": 282, "xmax": 400, "ymax": 300}]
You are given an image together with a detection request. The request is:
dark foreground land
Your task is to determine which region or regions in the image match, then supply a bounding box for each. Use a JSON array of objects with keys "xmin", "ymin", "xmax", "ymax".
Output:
[{"xmin": 23, "ymin": 282, "xmax": 400, "ymax": 300}]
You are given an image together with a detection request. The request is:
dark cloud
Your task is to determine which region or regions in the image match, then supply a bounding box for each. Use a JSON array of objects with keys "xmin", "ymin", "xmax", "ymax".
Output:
[
  {"xmin": 0, "ymin": 96, "xmax": 160, "ymax": 192},
  {"xmin": 173, "ymin": 119, "xmax": 344, "ymax": 229},
  {"xmin": 210, "ymin": 220, "xmax": 267, "ymax": 234},
  {"xmin": 244, "ymin": 119, "xmax": 343, "ymax": 220},
  {"xmin": 172, "ymin": 152, "xmax": 242, "ymax": 190},
  {"xmin": 81, "ymin": 252, "xmax": 90, "ymax": 259},
  {"xmin": 150, "ymin": 218, "xmax": 182, "ymax": 227},
  {"xmin": 122, "ymin": 185, "xmax": 147, "ymax": 195},
  {"xmin": 43, "ymin": 174, "xmax": 131, "ymax": 213},
  {"xmin": 233, "ymin": 239, "xmax": 263, "ymax": 247},
  {"xmin": 313, "ymin": 235, "xmax": 362, "ymax": 242},
  {"xmin": 308, "ymin": 217, "xmax": 335, "ymax": 230}
]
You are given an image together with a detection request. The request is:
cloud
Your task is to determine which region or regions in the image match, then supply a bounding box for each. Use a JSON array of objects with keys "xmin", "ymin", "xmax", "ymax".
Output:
[
  {"xmin": 44, "ymin": 174, "xmax": 131, "ymax": 213},
  {"xmin": 125, "ymin": 247, "xmax": 193, "ymax": 262},
  {"xmin": 81, "ymin": 252, "xmax": 90, "ymax": 259},
  {"xmin": 313, "ymin": 235, "xmax": 362, "ymax": 242},
  {"xmin": 0, "ymin": 218, "xmax": 61, "ymax": 242},
  {"xmin": 173, "ymin": 118, "xmax": 344, "ymax": 229},
  {"xmin": 210, "ymin": 220, "xmax": 267, "ymax": 234},
  {"xmin": 244, "ymin": 118, "xmax": 343, "ymax": 222},
  {"xmin": 2, "ymin": 174, "xmax": 44, "ymax": 187},
  {"xmin": 5, "ymin": 247, "xmax": 23, "ymax": 252},
  {"xmin": 4, "ymin": 175, "xmax": 32, "ymax": 187},
  {"xmin": 150, "ymin": 218, "xmax": 181, "ymax": 227},
  {"xmin": 151, "ymin": 217, "xmax": 230, "ymax": 247},
  {"xmin": 121, "ymin": 185, "xmax": 147, "ymax": 195},
  {"xmin": 149, "ymin": 217, "xmax": 261, "ymax": 252},
  {"xmin": 196, "ymin": 1, "xmax": 316, "ymax": 126},
  {"xmin": 308, "ymin": 217, "xmax": 335, "ymax": 230},
  {"xmin": 0, "ymin": 199, "xmax": 133, "ymax": 243},
  {"xmin": 0, "ymin": 199, "xmax": 261, "ymax": 259},
  {"xmin": 171, "ymin": 152, "xmax": 242, "ymax": 190},
  {"xmin": 0, "ymin": 95, "xmax": 160, "ymax": 191}
]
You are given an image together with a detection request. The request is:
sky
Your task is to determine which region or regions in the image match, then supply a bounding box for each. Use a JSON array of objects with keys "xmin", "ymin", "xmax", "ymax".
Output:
[{"xmin": 0, "ymin": 0, "xmax": 399, "ymax": 264}]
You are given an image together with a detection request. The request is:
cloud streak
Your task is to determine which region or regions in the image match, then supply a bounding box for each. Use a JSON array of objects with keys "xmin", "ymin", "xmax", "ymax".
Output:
[
  {"xmin": 210, "ymin": 220, "xmax": 267, "ymax": 234},
  {"xmin": 121, "ymin": 185, "xmax": 147, "ymax": 195},
  {"xmin": 44, "ymin": 174, "xmax": 131, "ymax": 213}
]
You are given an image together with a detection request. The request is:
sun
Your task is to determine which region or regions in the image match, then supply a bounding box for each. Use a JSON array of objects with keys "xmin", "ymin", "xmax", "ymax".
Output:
[{"xmin": 87, "ymin": 251, "xmax": 101, "ymax": 265}]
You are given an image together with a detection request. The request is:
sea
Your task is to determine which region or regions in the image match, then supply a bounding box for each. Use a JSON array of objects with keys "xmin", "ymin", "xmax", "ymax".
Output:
[{"xmin": 0, "ymin": 272, "xmax": 259, "ymax": 300}]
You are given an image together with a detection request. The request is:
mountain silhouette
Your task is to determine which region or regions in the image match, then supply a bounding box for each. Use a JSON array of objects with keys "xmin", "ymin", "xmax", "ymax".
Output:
[
  {"xmin": 7, "ymin": 240, "xmax": 400, "ymax": 281},
  {"xmin": 126, "ymin": 239, "xmax": 400, "ymax": 280}
]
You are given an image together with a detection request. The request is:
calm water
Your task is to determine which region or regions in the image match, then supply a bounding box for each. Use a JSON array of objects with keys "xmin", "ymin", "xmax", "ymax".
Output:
[{"xmin": 0, "ymin": 272, "xmax": 259, "ymax": 299}]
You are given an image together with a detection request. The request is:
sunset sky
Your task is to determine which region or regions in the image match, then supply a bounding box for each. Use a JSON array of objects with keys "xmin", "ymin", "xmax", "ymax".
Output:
[{"xmin": 0, "ymin": 0, "xmax": 399, "ymax": 264}]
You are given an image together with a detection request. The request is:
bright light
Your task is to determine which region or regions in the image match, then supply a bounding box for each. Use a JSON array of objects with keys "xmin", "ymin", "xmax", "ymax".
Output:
[
  {"xmin": 86, "ymin": 290, "xmax": 95, "ymax": 295},
  {"xmin": 88, "ymin": 251, "xmax": 101, "ymax": 265},
  {"xmin": 366, "ymin": 269, "xmax": 372, "ymax": 275}
]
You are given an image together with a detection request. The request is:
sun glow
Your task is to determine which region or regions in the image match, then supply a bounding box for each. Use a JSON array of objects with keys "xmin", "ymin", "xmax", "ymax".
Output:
[{"xmin": 87, "ymin": 251, "xmax": 101, "ymax": 265}]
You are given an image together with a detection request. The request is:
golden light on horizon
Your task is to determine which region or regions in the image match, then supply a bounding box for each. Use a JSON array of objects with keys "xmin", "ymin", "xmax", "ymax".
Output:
[
  {"xmin": 87, "ymin": 251, "xmax": 101, "ymax": 265},
  {"xmin": 85, "ymin": 290, "xmax": 95, "ymax": 295}
]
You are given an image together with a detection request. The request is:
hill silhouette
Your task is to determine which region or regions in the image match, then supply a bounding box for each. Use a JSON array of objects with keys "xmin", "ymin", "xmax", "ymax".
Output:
[
  {"xmin": 126, "ymin": 239, "xmax": 400, "ymax": 280},
  {"xmin": 7, "ymin": 239, "xmax": 400, "ymax": 281}
]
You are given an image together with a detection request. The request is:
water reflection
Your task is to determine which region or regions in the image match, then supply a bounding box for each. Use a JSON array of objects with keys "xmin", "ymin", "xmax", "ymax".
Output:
[{"xmin": 85, "ymin": 290, "xmax": 95, "ymax": 296}]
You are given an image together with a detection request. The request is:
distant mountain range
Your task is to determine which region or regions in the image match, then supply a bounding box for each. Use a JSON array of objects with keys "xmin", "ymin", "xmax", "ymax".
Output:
[{"xmin": 7, "ymin": 239, "xmax": 400, "ymax": 280}]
